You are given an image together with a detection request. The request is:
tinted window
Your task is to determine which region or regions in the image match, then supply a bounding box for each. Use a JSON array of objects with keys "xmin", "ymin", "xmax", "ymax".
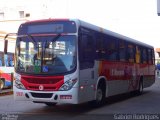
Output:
[
  {"xmin": 0, "ymin": 52, "xmax": 14, "ymax": 67},
  {"xmin": 135, "ymin": 46, "xmax": 141, "ymax": 63},
  {"xmin": 142, "ymin": 48, "xmax": 148, "ymax": 63},
  {"xmin": 127, "ymin": 43, "xmax": 135, "ymax": 62},
  {"xmin": 95, "ymin": 33, "xmax": 106, "ymax": 60},
  {"xmin": 79, "ymin": 28, "xmax": 95, "ymax": 69},
  {"xmin": 119, "ymin": 40, "xmax": 126, "ymax": 61},
  {"xmin": 107, "ymin": 37, "xmax": 118, "ymax": 61},
  {"xmin": 148, "ymin": 49, "xmax": 153, "ymax": 64},
  {"xmin": 0, "ymin": 52, "xmax": 4, "ymax": 66}
]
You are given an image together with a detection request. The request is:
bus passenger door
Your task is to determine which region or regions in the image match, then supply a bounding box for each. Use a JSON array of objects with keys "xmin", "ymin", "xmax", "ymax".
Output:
[{"xmin": 78, "ymin": 30, "xmax": 96, "ymax": 103}]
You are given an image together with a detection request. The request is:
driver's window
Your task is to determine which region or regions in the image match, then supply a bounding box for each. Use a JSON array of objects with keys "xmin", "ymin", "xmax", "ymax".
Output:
[{"xmin": 79, "ymin": 31, "xmax": 95, "ymax": 69}]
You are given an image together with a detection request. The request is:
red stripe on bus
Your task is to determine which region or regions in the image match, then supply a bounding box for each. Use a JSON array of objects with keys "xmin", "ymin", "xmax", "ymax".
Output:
[
  {"xmin": 21, "ymin": 75, "xmax": 64, "ymax": 91},
  {"xmin": 0, "ymin": 73, "xmax": 12, "ymax": 81},
  {"xmin": 25, "ymin": 18, "xmax": 69, "ymax": 24}
]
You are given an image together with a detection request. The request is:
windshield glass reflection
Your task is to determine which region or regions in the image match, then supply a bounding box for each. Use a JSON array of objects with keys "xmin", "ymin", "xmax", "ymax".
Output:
[{"xmin": 15, "ymin": 35, "xmax": 76, "ymax": 75}]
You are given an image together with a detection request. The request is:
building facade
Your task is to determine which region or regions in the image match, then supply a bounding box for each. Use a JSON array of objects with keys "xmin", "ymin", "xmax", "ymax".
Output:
[{"xmin": 0, "ymin": 0, "xmax": 54, "ymax": 51}]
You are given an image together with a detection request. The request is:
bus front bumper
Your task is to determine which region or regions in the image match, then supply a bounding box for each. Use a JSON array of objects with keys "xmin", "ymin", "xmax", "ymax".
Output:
[{"xmin": 13, "ymin": 86, "xmax": 79, "ymax": 104}]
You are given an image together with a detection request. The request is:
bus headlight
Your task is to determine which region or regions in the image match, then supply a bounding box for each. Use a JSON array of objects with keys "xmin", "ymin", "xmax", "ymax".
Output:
[
  {"xmin": 59, "ymin": 79, "xmax": 77, "ymax": 91},
  {"xmin": 14, "ymin": 73, "xmax": 26, "ymax": 90},
  {"xmin": 15, "ymin": 80, "xmax": 26, "ymax": 90}
]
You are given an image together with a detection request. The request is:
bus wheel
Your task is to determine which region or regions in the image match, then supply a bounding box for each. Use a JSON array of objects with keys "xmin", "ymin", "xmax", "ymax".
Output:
[
  {"xmin": 45, "ymin": 102, "xmax": 57, "ymax": 106},
  {"xmin": 96, "ymin": 87, "xmax": 103, "ymax": 102},
  {"xmin": 137, "ymin": 80, "xmax": 143, "ymax": 95},
  {"xmin": 0, "ymin": 79, "xmax": 4, "ymax": 90},
  {"xmin": 89, "ymin": 84, "xmax": 105, "ymax": 107}
]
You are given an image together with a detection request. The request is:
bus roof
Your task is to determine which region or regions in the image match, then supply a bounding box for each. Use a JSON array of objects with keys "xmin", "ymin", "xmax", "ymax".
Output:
[
  {"xmin": 24, "ymin": 18, "xmax": 70, "ymax": 24},
  {"xmin": 21, "ymin": 18, "xmax": 153, "ymax": 49},
  {"xmin": 76, "ymin": 19, "xmax": 153, "ymax": 49}
]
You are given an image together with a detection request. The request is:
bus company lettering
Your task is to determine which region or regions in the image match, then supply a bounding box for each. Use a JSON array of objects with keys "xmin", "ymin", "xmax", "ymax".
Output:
[
  {"xmin": 16, "ymin": 92, "xmax": 24, "ymax": 96},
  {"xmin": 111, "ymin": 69, "xmax": 124, "ymax": 76}
]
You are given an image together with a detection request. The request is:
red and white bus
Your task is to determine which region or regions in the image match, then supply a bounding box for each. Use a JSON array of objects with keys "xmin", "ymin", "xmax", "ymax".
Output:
[
  {"xmin": 0, "ymin": 52, "xmax": 14, "ymax": 90},
  {"xmin": 6, "ymin": 19, "xmax": 155, "ymax": 106},
  {"xmin": 0, "ymin": 34, "xmax": 15, "ymax": 90}
]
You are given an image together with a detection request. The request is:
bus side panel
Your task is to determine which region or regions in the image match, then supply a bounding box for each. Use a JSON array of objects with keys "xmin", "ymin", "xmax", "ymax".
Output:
[
  {"xmin": 0, "ymin": 67, "xmax": 14, "ymax": 87},
  {"xmin": 98, "ymin": 61, "xmax": 155, "ymax": 96},
  {"xmin": 99, "ymin": 61, "xmax": 131, "ymax": 96},
  {"xmin": 78, "ymin": 60, "xmax": 155, "ymax": 102},
  {"xmin": 141, "ymin": 64, "xmax": 155, "ymax": 88},
  {"xmin": 78, "ymin": 67, "xmax": 97, "ymax": 103}
]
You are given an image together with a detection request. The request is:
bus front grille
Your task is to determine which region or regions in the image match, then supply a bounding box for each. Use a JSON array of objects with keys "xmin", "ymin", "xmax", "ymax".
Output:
[
  {"xmin": 30, "ymin": 92, "xmax": 53, "ymax": 98},
  {"xmin": 24, "ymin": 77, "xmax": 62, "ymax": 84},
  {"xmin": 21, "ymin": 75, "xmax": 64, "ymax": 91}
]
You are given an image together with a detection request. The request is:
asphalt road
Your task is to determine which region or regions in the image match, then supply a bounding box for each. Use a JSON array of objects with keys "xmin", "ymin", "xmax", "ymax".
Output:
[{"xmin": 0, "ymin": 77, "xmax": 160, "ymax": 120}]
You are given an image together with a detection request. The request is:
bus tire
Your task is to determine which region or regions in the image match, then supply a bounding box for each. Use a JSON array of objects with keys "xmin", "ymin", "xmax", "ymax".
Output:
[
  {"xmin": 89, "ymin": 82, "xmax": 106, "ymax": 107},
  {"xmin": 0, "ymin": 79, "xmax": 5, "ymax": 91},
  {"xmin": 137, "ymin": 80, "xmax": 143, "ymax": 95},
  {"xmin": 45, "ymin": 102, "xmax": 57, "ymax": 106}
]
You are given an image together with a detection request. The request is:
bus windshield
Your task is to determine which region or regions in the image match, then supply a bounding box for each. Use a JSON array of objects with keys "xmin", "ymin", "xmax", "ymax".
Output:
[{"xmin": 15, "ymin": 35, "xmax": 76, "ymax": 75}]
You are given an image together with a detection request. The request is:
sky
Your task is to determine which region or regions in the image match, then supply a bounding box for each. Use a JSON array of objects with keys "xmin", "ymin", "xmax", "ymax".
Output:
[
  {"xmin": 24, "ymin": 0, "xmax": 160, "ymax": 48},
  {"xmin": 59, "ymin": 0, "xmax": 160, "ymax": 48},
  {"xmin": 46, "ymin": 0, "xmax": 160, "ymax": 49},
  {"xmin": 1, "ymin": 0, "xmax": 160, "ymax": 49}
]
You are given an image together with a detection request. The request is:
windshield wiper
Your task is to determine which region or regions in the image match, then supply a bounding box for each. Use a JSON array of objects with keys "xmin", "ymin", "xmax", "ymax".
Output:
[
  {"xmin": 28, "ymin": 34, "xmax": 36, "ymax": 44},
  {"xmin": 18, "ymin": 34, "xmax": 36, "ymax": 44},
  {"xmin": 45, "ymin": 34, "xmax": 61, "ymax": 48},
  {"xmin": 51, "ymin": 34, "xmax": 61, "ymax": 42}
]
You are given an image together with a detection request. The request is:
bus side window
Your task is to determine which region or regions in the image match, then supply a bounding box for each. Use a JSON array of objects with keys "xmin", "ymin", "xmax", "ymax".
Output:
[
  {"xmin": 0, "ymin": 52, "xmax": 14, "ymax": 67},
  {"xmin": 119, "ymin": 40, "xmax": 126, "ymax": 62},
  {"xmin": 95, "ymin": 33, "xmax": 106, "ymax": 60},
  {"xmin": 0, "ymin": 52, "xmax": 4, "ymax": 66},
  {"xmin": 148, "ymin": 49, "xmax": 152, "ymax": 64},
  {"xmin": 152, "ymin": 49, "xmax": 155, "ymax": 64},
  {"xmin": 10, "ymin": 54, "xmax": 14, "ymax": 67},
  {"xmin": 107, "ymin": 37, "xmax": 118, "ymax": 61},
  {"xmin": 4, "ymin": 54, "xmax": 9, "ymax": 67},
  {"xmin": 127, "ymin": 44, "xmax": 135, "ymax": 63},
  {"xmin": 0, "ymin": 59, "xmax": 2, "ymax": 66},
  {"xmin": 135, "ymin": 46, "xmax": 141, "ymax": 63},
  {"xmin": 79, "ymin": 33, "xmax": 95, "ymax": 69},
  {"xmin": 142, "ymin": 48, "xmax": 147, "ymax": 64}
]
